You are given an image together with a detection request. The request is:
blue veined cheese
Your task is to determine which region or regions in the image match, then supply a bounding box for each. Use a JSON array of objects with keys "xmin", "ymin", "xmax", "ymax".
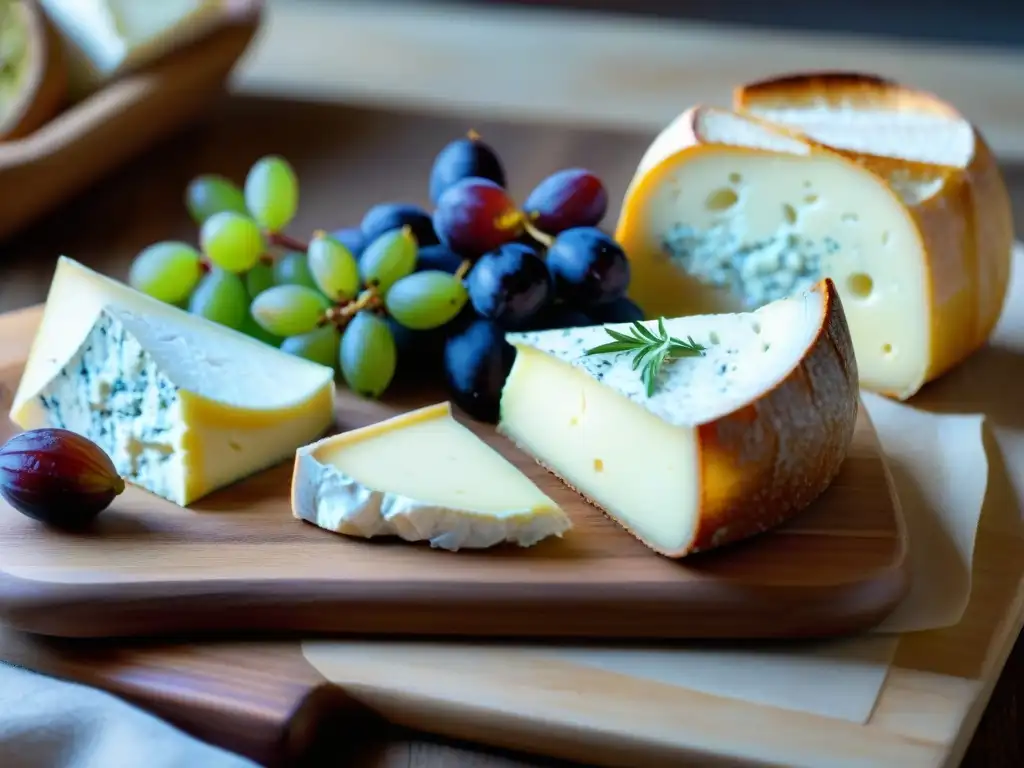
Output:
[
  {"xmin": 11, "ymin": 257, "xmax": 336, "ymax": 507},
  {"xmin": 498, "ymin": 280, "xmax": 858, "ymax": 558},
  {"xmin": 291, "ymin": 402, "xmax": 571, "ymax": 551},
  {"xmin": 616, "ymin": 99, "xmax": 1014, "ymax": 401}
]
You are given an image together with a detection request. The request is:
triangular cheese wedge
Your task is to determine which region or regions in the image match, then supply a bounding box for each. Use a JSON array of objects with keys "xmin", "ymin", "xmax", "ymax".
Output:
[
  {"xmin": 615, "ymin": 99, "xmax": 1012, "ymax": 400},
  {"xmin": 11, "ymin": 256, "xmax": 336, "ymax": 506},
  {"xmin": 292, "ymin": 402, "xmax": 571, "ymax": 550},
  {"xmin": 499, "ymin": 279, "xmax": 857, "ymax": 558}
]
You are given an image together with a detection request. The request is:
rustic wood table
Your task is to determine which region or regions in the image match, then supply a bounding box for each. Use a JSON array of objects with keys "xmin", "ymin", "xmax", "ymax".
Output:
[{"xmin": 1, "ymin": 96, "xmax": 1022, "ymax": 767}]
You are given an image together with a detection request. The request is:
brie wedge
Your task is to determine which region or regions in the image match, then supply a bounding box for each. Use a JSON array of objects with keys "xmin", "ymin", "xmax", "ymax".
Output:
[
  {"xmin": 291, "ymin": 402, "xmax": 571, "ymax": 551},
  {"xmin": 10, "ymin": 256, "xmax": 336, "ymax": 507},
  {"xmin": 499, "ymin": 279, "xmax": 858, "ymax": 558}
]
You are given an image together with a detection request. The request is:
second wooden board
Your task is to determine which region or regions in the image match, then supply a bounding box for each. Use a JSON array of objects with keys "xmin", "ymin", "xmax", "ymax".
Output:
[{"xmin": 0, "ymin": 306, "xmax": 908, "ymax": 641}]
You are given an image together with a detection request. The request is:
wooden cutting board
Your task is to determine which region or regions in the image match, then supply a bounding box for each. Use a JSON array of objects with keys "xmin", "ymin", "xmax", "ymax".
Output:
[{"xmin": 0, "ymin": 305, "xmax": 908, "ymax": 641}]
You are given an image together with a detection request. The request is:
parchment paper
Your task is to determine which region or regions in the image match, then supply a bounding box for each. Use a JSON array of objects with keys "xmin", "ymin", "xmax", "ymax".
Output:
[{"xmin": 305, "ymin": 245, "xmax": 1021, "ymax": 725}]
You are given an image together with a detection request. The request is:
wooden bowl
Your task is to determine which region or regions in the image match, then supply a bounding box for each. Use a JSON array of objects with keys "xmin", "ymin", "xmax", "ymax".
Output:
[
  {"xmin": 0, "ymin": 0, "xmax": 263, "ymax": 242},
  {"xmin": 0, "ymin": 0, "xmax": 66, "ymax": 141}
]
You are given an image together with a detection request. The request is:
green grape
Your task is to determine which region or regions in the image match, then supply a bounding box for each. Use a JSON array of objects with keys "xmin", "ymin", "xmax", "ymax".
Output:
[
  {"xmin": 281, "ymin": 325, "xmax": 340, "ymax": 370},
  {"xmin": 244, "ymin": 155, "xmax": 299, "ymax": 233},
  {"xmin": 308, "ymin": 232, "xmax": 359, "ymax": 302},
  {"xmin": 339, "ymin": 311, "xmax": 397, "ymax": 399},
  {"xmin": 245, "ymin": 261, "xmax": 275, "ymax": 299},
  {"xmin": 188, "ymin": 268, "xmax": 249, "ymax": 330},
  {"xmin": 240, "ymin": 311, "xmax": 283, "ymax": 346},
  {"xmin": 359, "ymin": 226, "xmax": 417, "ymax": 294},
  {"xmin": 251, "ymin": 284, "xmax": 331, "ymax": 337},
  {"xmin": 385, "ymin": 270, "xmax": 468, "ymax": 331},
  {"xmin": 200, "ymin": 211, "xmax": 265, "ymax": 273},
  {"xmin": 128, "ymin": 241, "xmax": 202, "ymax": 304},
  {"xmin": 185, "ymin": 174, "xmax": 248, "ymax": 225},
  {"xmin": 273, "ymin": 250, "xmax": 319, "ymax": 289}
]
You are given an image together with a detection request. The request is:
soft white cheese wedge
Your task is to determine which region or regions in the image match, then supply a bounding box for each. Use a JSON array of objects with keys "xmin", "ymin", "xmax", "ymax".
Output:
[
  {"xmin": 10, "ymin": 256, "xmax": 336, "ymax": 507},
  {"xmin": 291, "ymin": 402, "xmax": 571, "ymax": 551},
  {"xmin": 38, "ymin": 0, "xmax": 229, "ymax": 96},
  {"xmin": 499, "ymin": 279, "xmax": 858, "ymax": 558}
]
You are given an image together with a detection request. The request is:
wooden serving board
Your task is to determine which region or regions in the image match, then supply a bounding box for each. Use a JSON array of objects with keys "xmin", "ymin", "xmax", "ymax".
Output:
[{"xmin": 0, "ymin": 305, "xmax": 907, "ymax": 641}]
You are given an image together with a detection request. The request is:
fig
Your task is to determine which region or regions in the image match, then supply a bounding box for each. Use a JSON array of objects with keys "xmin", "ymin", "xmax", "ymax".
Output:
[{"xmin": 0, "ymin": 428, "xmax": 125, "ymax": 528}]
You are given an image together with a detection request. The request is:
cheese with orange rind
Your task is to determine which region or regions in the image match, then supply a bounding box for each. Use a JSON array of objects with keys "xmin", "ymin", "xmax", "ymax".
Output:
[{"xmin": 616, "ymin": 80, "xmax": 1014, "ymax": 400}]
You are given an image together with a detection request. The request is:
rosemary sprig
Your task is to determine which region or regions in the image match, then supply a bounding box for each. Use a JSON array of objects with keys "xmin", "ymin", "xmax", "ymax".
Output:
[{"xmin": 583, "ymin": 318, "xmax": 706, "ymax": 397}]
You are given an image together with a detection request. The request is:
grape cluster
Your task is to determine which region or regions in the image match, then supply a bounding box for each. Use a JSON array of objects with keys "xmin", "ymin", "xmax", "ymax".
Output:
[{"xmin": 127, "ymin": 133, "xmax": 643, "ymax": 419}]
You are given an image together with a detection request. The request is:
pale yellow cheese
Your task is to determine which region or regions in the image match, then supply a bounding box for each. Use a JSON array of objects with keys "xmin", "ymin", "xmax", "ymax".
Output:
[
  {"xmin": 499, "ymin": 280, "xmax": 858, "ymax": 558},
  {"xmin": 10, "ymin": 256, "xmax": 336, "ymax": 506},
  {"xmin": 291, "ymin": 402, "xmax": 571, "ymax": 551},
  {"xmin": 615, "ymin": 92, "xmax": 1014, "ymax": 400}
]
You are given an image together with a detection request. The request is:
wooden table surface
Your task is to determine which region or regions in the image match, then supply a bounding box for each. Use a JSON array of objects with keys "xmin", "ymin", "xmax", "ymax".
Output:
[{"xmin": 1, "ymin": 96, "xmax": 1021, "ymax": 767}]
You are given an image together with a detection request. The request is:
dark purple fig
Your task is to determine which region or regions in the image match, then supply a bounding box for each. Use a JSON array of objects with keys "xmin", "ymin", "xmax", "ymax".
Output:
[{"xmin": 0, "ymin": 429, "xmax": 125, "ymax": 528}]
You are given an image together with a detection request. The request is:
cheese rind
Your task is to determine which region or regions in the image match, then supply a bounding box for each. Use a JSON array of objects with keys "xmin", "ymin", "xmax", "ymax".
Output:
[
  {"xmin": 615, "ymin": 93, "xmax": 1013, "ymax": 400},
  {"xmin": 11, "ymin": 257, "xmax": 336, "ymax": 506},
  {"xmin": 291, "ymin": 402, "xmax": 571, "ymax": 551},
  {"xmin": 499, "ymin": 279, "xmax": 857, "ymax": 558}
]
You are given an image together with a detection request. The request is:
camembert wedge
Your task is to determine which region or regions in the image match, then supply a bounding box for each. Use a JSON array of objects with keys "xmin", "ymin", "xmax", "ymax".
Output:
[
  {"xmin": 616, "ymin": 76, "xmax": 1014, "ymax": 400},
  {"xmin": 499, "ymin": 279, "xmax": 857, "ymax": 558},
  {"xmin": 10, "ymin": 256, "xmax": 336, "ymax": 506},
  {"xmin": 291, "ymin": 402, "xmax": 571, "ymax": 551}
]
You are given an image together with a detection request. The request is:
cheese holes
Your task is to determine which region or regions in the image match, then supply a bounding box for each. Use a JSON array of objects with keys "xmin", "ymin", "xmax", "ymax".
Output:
[
  {"xmin": 882, "ymin": 343, "xmax": 894, "ymax": 356},
  {"xmin": 708, "ymin": 331, "xmax": 721, "ymax": 345},
  {"xmin": 593, "ymin": 458, "xmax": 605, "ymax": 473},
  {"xmin": 841, "ymin": 212, "xmax": 859, "ymax": 224},
  {"xmin": 728, "ymin": 172, "xmax": 742, "ymax": 184},
  {"xmin": 881, "ymin": 230, "xmax": 891, "ymax": 246},
  {"xmin": 750, "ymin": 321, "xmax": 761, "ymax": 334},
  {"xmin": 705, "ymin": 188, "xmax": 738, "ymax": 211},
  {"xmin": 847, "ymin": 273, "xmax": 874, "ymax": 299},
  {"xmin": 804, "ymin": 194, "xmax": 819, "ymax": 204},
  {"xmin": 782, "ymin": 204, "xmax": 797, "ymax": 225}
]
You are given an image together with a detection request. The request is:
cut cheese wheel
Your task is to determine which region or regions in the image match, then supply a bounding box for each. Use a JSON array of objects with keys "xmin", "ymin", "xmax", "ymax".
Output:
[
  {"xmin": 735, "ymin": 72, "xmax": 1015, "ymax": 392},
  {"xmin": 615, "ymin": 97, "xmax": 1012, "ymax": 400},
  {"xmin": 10, "ymin": 256, "xmax": 337, "ymax": 506},
  {"xmin": 291, "ymin": 402, "xmax": 571, "ymax": 551},
  {"xmin": 499, "ymin": 279, "xmax": 858, "ymax": 558}
]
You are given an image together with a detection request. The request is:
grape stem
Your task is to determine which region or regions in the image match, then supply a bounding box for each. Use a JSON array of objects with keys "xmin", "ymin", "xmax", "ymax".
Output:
[
  {"xmin": 267, "ymin": 231, "xmax": 310, "ymax": 252},
  {"xmin": 318, "ymin": 288, "xmax": 382, "ymax": 329},
  {"xmin": 521, "ymin": 216, "xmax": 554, "ymax": 248},
  {"xmin": 454, "ymin": 259, "xmax": 473, "ymax": 282}
]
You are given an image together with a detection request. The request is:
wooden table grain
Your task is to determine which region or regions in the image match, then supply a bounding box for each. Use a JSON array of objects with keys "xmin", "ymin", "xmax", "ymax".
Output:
[{"xmin": 0, "ymin": 96, "xmax": 1021, "ymax": 768}]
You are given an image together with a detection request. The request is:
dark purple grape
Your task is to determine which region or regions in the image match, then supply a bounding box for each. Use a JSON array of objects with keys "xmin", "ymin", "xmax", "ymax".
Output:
[
  {"xmin": 331, "ymin": 227, "xmax": 366, "ymax": 258},
  {"xmin": 429, "ymin": 131, "xmax": 506, "ymax": 205},
  {"xmin": 524, "ymin": 168, "xmax": 608, "ymax": 235},
  {"xmin": 361, "ymin": 203, "xmax": 439, "ymax": 246},
  {"xmin": 466, "ymin": 243, "xmax": 552, "ymax": 328},
  {"xmin": 528, "ymin": 304, "xmax": 594, "ymax": 331},
  {"xmin": 432, "ymin": 178, "xmax": 523, "ymax": 259},
  {"xmin": 443, "ymin": 318, "xmax": 516, "ymax": 423},
  {"xmin": 589, "ymin": 296, "xmax": 644, "ymax": 324},
  {"xmin": 387, "ymin": 317, "xmax": 446, "ymax": 384},
  {"xmin": 416, "ymin": 244, "xmax": 464, "ymax": 274},
  {"xmin": 546, "ymin": 227, "xmax": 630, "ymax": 307}
]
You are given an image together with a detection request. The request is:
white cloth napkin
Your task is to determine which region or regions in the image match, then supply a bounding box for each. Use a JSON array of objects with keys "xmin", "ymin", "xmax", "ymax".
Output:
[{"xmin": 0, "ymin": 663, "xmax": 257, "ymax": 768}]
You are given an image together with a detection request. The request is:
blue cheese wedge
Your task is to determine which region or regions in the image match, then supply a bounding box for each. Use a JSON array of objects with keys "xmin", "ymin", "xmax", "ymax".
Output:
[
  {"xmin": 499, "ymin": 279, "xmax": 858, "ymax": 558},
  {"xmin": 291, "ymin": 402, "xmax": 571, "ymax": 551},
  {"xmin": 10, "ymin": 256, "xmax": 336, "ymax": 507}
]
